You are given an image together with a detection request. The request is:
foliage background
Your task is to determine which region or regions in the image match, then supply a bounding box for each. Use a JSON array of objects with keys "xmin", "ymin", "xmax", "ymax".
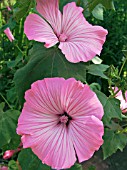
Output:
[{"xmin": 0, "ymin": 0, "xmax": 127, "ymax": 170}]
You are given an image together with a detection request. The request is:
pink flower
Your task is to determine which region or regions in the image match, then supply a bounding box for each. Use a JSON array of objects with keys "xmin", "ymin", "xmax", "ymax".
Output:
[
  {"xmin": 0, "ymin": 166, "xmax": 8, "ymax": 170},
  {"xmin": 17, "ymin": 78, "xmax": 104, "ymax": 169},
  {"xmin": 7, "ymin": 6, "xmax": 11, "ymax": 11},
  {"xmin": 24, "ymin": 0, "xmax": 108, "ymax": 63},
  {"xmin": 114, "ymin": 87, "xmax": 127, "ymax": 113},
  {"xmin": 4, "ymin": 28, "xmax": 14, "ymax": 42}
]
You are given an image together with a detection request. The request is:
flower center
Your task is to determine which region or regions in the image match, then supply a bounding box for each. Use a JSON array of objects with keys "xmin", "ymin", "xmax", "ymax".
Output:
[
  {"xmin": 59, "ymin": 33, "xmax": 68, "ymax": 42},
  {"xmin": 60, "ymin": 115, "xmax": 68, "ymax": 124},
  {"xmin": 59, "ymin": 112, "xmax": 72, "ymax": 125}
]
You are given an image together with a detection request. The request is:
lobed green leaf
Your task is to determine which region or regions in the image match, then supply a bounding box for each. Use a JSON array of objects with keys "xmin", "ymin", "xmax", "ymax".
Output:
[
  {"xmin": 18, "ymin": 149, "xmax": 50, "ymax": 170},
  {"xmin": 0, "ymin": 103, "xmax": 20, "ymax": 148},
  {"xmin": 102, "ymin": 129, "xmax": 127, "ymax": 159},
  {"xmin": 14, "ymin": 43, "xmax": 87, "ymax": 105}
]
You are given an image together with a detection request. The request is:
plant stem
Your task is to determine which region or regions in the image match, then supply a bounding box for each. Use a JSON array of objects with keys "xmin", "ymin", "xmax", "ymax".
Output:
[
  {"xmin": 77, "ymin": 0, "xmax": 81, "ymax": 6},
  {"xmin": 0, "ymin": 93, "xmax": 13, "ymax": 110},
  {"xmin": 15, "ymin": 44, "xmax": 24, "ymax": 55},
  {"xmin": 119, "ymin": 57, "xmax": 127, "ymax": 76}
]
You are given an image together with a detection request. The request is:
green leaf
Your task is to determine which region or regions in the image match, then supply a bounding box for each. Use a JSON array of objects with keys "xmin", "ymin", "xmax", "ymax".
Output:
[
  {"xmin": 18, "ymin": 149, "xmax": 50, "ymax": 170},
  {"xmin": 8, "ymin": 160, "xmax": 19, "ymax": 170},
  {"xmin": 88, "ymin": 165, "xmax": 96, "ymax": 170},
  {"xmin": 14, "ymin": 43, "xmax": 87, "ymax": 105},
  {"xmin": 14, "ymin": 0, "xmax": 36, "ymax": 21},
  {"xmin": 90, "ymin": 83, "xmax": 101, "ymax": 91},
  {"xmin": 92, "ymin": 4, "xmax": 104, "ymax": 20},
  {"xmin": 3, "ymin": 135, "xmax": 21, "ymax": 151},
  {"xmin": 93, "ymin": 90, "xmax": 122, "ymax": 126},
  {"xmin": 87, "ymin": 64, "xmax": 109, "ymax": 79},
  {"xmin": 0, "ymin": 103, "xmax": 20, "ymax": 147},
  {"xmin": 93, "ymin": 90, "xmax": 107, "ymax": 107},
  {"xmin": 7, "ymin": 52, "xmax": 23, "ymax": 69},
  {"xmin": 101, "ymin": 0, "xmax": 115, "ymax": 10},
  {"xmin": 89, "ymin": 0, "xmax": 115, "ymax": 11},
  {"xmin": 67, "ymin": 163, "xmax": 83, "ymax": 170},
  {"xmin": 60, "ymin": 0, "xmax": 78, "ymax": 10},
  {"xmin": 102, "ymin": 129, "xmax": 127, "ymax": 159},
  {"xmin": 103, "ymin": 98, "xmax": 122, "ymax": 125},
  {"xmin": 6, "ymin": 87, "xmax": 17, "ymax": 104}
]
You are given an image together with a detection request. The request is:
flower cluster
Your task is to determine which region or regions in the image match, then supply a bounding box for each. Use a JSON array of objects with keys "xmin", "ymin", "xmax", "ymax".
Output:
[{"xmin": 16, "ymin": 0, "xmax": 108, "ymax": 169}]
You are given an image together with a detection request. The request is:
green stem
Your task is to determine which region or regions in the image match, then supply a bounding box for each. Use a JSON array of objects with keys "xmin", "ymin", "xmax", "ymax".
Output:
[
  {"xmin": 0, "ymin": 93, "xmax": 13, "ymax": 110},
  {"xmin": 108, "ymin": 79, "xmax": 115, "ymax": 96},
  {"xmin": 113, "ymin": 89, "xmax": 121, "ymax": 97},
  {"xmin": 119, "ymin": 57, "xmax": 127, "ymax": 76},
  {"xmin": 77, "ymin": 0, "xmax": 81, "ymax": 6},
  {"xmin": 18, "ymin": 18, "xmax": 25, "ymax": 48},
  {"xmin": 15, "ymin": 44, "xmax": 24, "ymax": 55}
]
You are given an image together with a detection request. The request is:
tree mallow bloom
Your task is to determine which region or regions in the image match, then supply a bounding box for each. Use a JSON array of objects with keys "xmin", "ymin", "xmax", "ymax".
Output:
[
  {"xmin": 114, "ymin": 87, "xmax": 127, "ymax": 113},
  {"xmin": 4, "ymin": 27, "xmax": 14, "ymax": 42},
  {"xmin": 24, "ymin": 0, "xmax": 108, "ymax": 63},
  {"xmin": 17, "ymin": 78, "xmax": 104, "ymax": 169}
]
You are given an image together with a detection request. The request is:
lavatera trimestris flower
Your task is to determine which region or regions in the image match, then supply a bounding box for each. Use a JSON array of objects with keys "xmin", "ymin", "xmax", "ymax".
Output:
[
  {"xmin": 17, "ymin": 78, "xmax": 104, "ymax": 169},
  {"xmin": 24, "ymin": 0, "xmax": 108, "ymax": 63}
]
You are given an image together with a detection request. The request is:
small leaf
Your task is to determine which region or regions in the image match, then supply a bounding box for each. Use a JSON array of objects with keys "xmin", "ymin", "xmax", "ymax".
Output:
[
  {"xmin": 92, "ymin": 4, "xmax": 104, "ymax": 20},
  {"xmin": 87, "ymin": 64, "xmax": 109, "ymax": 79},
  {"xmin": 88, "ymin": 0, "xmax": 115, "ymax": 11},
  {"xmin": 8, "ymin": 160, "xmax": 19, "ymax": 170},
  {"xmin": 67, "ymin": 163, "xmax": 83, "ymax": 170},
  {"xmin": 93, "ymin": 90, "xmax": 122, "ymax": 126},
  {"xmin": 14, "ymin": 43, "xmax": 87, "ymax": 105},
  {"xmin": 18, "ymin": 149, "xmax": 50, "ymax": 170},
  {"xmin": 93, "ymin": 90, "xmax": 108, "ymax": 108},
  {"xmin": 90, "ymin": 83, "xmax": 101, "ymax": 91},
  {"xmin": 0, "ymin": 103, "xmax": 20, "ymax": 147},
  {"xmin": 101, "ymin": 0, "xmax": 115, "ymax": 10},
  {"xmin": 103, "ymin": 98, "xmax": 122, "ymax": 125},
  {"xmin": 102, "ymin": 129, "xmax": 127, "ymax": 159},
  {"xmin": 14, "ymin": 0, "xmax": 36, "ymax": 21}
]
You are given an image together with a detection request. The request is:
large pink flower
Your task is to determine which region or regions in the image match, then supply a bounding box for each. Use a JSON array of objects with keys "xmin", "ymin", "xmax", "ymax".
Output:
[
  {"xmin": 17, "ymin": 78, "xmax": 104, "ymax": 169},
  {"xmin": 24, "ymin": 0, "xmax": 108, "ymax": 63},
  {"xmin": 4, "ymin": 27, "xmax": 14, "ymax": 42},
  {"xmin": 114, "ymin": 87, "xmax": 127, "ymax": 113}
]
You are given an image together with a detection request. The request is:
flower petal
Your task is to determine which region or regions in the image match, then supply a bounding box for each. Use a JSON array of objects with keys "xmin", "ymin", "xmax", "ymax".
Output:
[
  {"xmin": 61, "ymin": 78, "xmax": 104, "ymax": 120},
  {"xmin": 24, "ymin": 14, "xmax": 58, "ymax": 48},
  {"xmin": 4, "ymin": 27, "xmax": 14, "ymax": 42},
  {"xmin": 61, "ymin": 2, "xmax": 89, "ymax": 35},
  {"xmin": 17, "ymin": 78, "xmax": 104, "ymax": 169},
  {"xmin": 69, "ymin": 116, "xmax": 104, "ymax": 162},
  {"xmin": 17, "ymin": 78, "xmax": 66, "ymax": 136},
  {"xmin": 59, "ymin": 2, "xmax": 108, "ymax": 63},
  {"xmin": 22, "ymin": 124, "xmax": 76, "ymax": 169},
  {"xmin": 36, "ymin": 0, "xmax": 62, "ymax": 36},
  {"xmin": 114, "ymin": 87, "xmax": 127, "ymax": 112}
]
